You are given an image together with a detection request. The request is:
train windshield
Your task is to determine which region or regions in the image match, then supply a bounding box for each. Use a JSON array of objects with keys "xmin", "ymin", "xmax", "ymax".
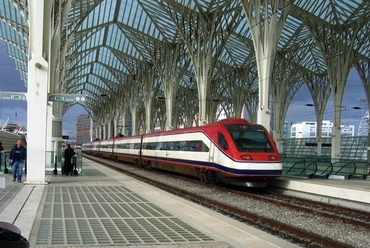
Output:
[{"xmin": 226, "ymin": 124, "xmax": 274, "ymax": 152}]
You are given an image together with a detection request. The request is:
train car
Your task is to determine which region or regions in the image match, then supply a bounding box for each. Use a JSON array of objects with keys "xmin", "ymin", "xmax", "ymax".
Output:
[
  {"xmin": 82, "ymin": 118, "xmax": 282, "ymax": 187},
  {"xmin": 112, "ymin": 135, "xmax": 143, "ymax": 164}
]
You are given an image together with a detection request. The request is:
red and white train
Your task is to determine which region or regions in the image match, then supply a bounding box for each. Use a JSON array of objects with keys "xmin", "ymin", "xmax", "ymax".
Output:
[{"xmin": 82, "ymin": 118, "xmax": 282, "ymax": 187}]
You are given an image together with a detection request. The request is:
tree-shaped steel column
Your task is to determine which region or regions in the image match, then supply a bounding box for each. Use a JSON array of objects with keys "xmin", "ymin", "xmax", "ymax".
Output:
[
  {"xmin": 241, "ymin": 0, "xmax": 292, "ymax": 130},
  {"xmin": 270, "ymin": 52, "xmax": 304, "ymax": 152},
  {"xmin": 304, "ymin": 19, "xmax": 363, "ymax": 159},
  {"xmin": 306, "ymin": 75, "xmax": 332, "ymax": 156},
  {"xmin": 355, "ymin": 61, "xmax": 370, "ymax": 162},
  {"xmin": 160, "ymin": 1, "xmax": 242, "ymax": 125}
]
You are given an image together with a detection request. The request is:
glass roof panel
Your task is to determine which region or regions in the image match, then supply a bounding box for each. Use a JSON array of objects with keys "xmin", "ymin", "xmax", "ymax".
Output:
[
  {"xmin": 7, "ymin": 44, "xmax": 27, "ymax": 61},
  {"xmin": 221, "ymin": 34, "xmax": 253, "ymax": 67},
  {"xmin": 0, "ymin": 0, "xmax": 28, "ymax": 29},
  {"xmin": 69, "ymin": 73, "xmax": 111, "ymax": 94},
  {"xmin": 91, "ymin": 63, "xmax": 117, "ymax": 83},
  {"xmin": 0, "ymin": 0, "xmax": 369, "ymax": 115},
  {"xmin": 88, "ymin": 74, "xmax": 111, "ymax": 91},
  {"xmin": 0, "ymin": 20, "xmax": 27, "ymax": 53},
  {"xmin": 118, "ymin": 0, "xmax": 163, "ymax": 40},
  {"xmin": 67, "ymin": 65, "xmax": 91, "ymax": 82},
  {"xmin": 294, "ymin": 0, "xmax": 363, "ymax": 24},
  {"xmin": 138, "ymin": 0, "xmax": 179, "ymax": 41},
  {"xmin": 105, "ymin": 24, "xmax": 146, "ymax": 62},
  {"xmin": 279, "ymin": 15, "xmax": 304, "ymax": 50},
  {"xmin": 105, "ymin": 25, "xmax": 123, "ymax": 51},
  {"xmin": 79, "ymin": 0, "xmax": 115, "ymax": 31},
  {"xmin": 7, "ymin": 49, "xmax": 26, "ymax": 79}
]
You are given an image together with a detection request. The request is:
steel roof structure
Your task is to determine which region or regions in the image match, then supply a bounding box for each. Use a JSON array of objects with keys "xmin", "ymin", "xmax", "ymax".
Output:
[{"xmin": 0, "ymin": 0, "xmax": 369, "ymax": 124}]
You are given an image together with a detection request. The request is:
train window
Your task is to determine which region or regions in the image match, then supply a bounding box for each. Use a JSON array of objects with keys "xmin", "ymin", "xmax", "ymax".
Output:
[
  {"xmin": 170, "ymin": 141, "xmax": 180, "ymax": 150},
  {"xmin": 218, "ymin": 133, "xmax": 228, "ymax": 150},
  {"xmin": 178, "ymin": 141, "xmax": 209, "ymax": 152},
  {"xmin": 227, "ymin": 125, "xmax": 273, "ymax": 151},
  {"xmin": 237, "ymin": 124, "xmax": 251, "ymax": 130},
  {"xmin": 182, "ymin": 141, "xmax": 190, "ymax": 151},
  {"xmin": 143, "ymin": 142, "xmax": 157, "ymax": 150},
  {"xmin": 162, "ymin": 142, "xmax": 170, "ymax": 150}
]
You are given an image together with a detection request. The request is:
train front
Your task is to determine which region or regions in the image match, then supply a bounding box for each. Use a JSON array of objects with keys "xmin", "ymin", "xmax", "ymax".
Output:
[{"xmin": 217, "ymin": 121, "xmax": 282, "ymax": 187}]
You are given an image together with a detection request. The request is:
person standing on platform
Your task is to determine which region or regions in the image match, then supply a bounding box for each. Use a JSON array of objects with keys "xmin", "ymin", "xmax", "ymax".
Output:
[
  {"xmin": 64, "ymin": 144, "xmax": 75, "ymax": 176},
  {"xmin": 9, "ymin": 139, "xmax": 27, "ymax": 183}
]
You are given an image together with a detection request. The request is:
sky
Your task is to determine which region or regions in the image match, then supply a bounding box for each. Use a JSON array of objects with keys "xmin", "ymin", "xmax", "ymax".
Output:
[
  {"xmin": 286, "ymin": 68, "xmax": 367, "ymax": 133},
  {"xmin": 0, "ymin": 40, "xmax": 368, "ymax": 137},
  {"xmin": 0, "ymin": 40, "xmax": 87, "ymax": 138}
]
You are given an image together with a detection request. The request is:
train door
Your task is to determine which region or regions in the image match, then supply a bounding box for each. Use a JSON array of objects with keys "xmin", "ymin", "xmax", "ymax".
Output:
[
  {"xmin": 209, "ymin": 132, "xmax": 218, "ymax": 166},
  {"xmin": 111, "ymin": 138, "xmax": 115, "ymax": 160},
  {"xmin": 209, "ymin": 141, "xmax": 214, "ymax": 165}
]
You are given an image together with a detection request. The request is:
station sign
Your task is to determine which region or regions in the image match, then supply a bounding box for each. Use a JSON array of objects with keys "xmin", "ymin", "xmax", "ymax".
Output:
[
  {"xmin": 0, "ymin": 91, "xmax": 27, "ymax": 101},
  {"xmin": 48, "ymin": 94, "xmax": 87, "ymax": 103}
]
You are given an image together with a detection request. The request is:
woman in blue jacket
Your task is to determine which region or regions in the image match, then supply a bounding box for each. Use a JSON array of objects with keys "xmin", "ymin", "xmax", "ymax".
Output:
[{"xmin": 9, "ymin": 139, "xmax": 27, "ymax": 182}]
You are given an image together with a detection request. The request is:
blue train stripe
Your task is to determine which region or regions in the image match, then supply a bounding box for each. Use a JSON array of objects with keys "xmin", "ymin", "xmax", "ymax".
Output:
[{"xmin": 141, "ymin": 155, "xmax": 281, "ymax": 176}]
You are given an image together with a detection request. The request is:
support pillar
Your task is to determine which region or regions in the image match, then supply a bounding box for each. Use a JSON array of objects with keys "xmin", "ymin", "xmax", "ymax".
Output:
[
  {"xmin": 107, "ymin": 120, "xmax": 111, "ymax": 139},
  {"xmin": 302, "ymin": 22, "xmax": 358, "ymax": 159},
  {"xmin": 26, "ymin": 0, "xmax": 52, "ymax": 184},
  {"xmin": 121, "ymin": 111, "xmax": 127, "ymax": 136},
  {"xmin": 113, "ymin": 116, "xmax": 119, "ymax": 137},
  {"xmin": 241, "ymin": 0, "xmax": 291, "ymax": 130},
  {"xmin": 103, "ymin": 123, "xmax": 106, "ymax": 140}
]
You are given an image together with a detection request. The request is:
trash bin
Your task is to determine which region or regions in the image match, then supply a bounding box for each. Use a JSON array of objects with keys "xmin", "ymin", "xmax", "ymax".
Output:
[{"xmin": 0, "ymin": 221, "xmax": 29, "ymax": 248}]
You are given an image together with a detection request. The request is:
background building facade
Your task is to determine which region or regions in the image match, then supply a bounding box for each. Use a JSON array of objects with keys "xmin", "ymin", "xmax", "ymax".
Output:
[
  {"xmin": 290, "ymin": 120, "xmax": 355, "ymax": 138},
  {"xmin": 76, "ymin": 114, "xmax": 92, "ymax": 145}
]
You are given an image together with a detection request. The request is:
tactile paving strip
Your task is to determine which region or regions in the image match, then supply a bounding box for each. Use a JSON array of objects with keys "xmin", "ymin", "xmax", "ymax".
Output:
[
  {"xmin": 0, "ymin": 184, "xmax": 22, "ymax": 212},
  {"xmin": 78, "ymin": 168, "xmax": 107, "ymax": 177},
  {"xmin": 30, "ymin": 185, "xmax": 214, "ymax": 246}
]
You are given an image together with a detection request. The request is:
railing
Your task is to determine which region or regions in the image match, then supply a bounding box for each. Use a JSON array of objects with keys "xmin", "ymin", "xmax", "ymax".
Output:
[
  {"xmin": 0, "ymin": 150, "xmax": 82, "ymax": 175},
  {"xmin": 0, "ymin": 151, "xmax": 11, "ymax": 173},
  {"xmin": 0, "ymin": 151, "xmax": 4, "ymax": 171},
  {"xmin": 46, "ymin": 151, "xmax": 83, "ymax": 175},
  {"xmin": 283, "ymin": 156, "xmax": 317, "ymax": 177},
  {"xmin": 282, "ymin": 136, "xmax": 368, "ymax": 160},
  {"xmin": 331, "ymin": 160, "xmax": 369, "ymax": 179},
  {"xmin": 283, "ymin": 156, "xmax": 369, "ymax": 179}
]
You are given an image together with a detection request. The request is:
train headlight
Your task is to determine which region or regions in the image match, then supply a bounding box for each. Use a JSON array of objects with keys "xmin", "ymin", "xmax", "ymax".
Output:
[
  {"xmin": 269, "ymin": 155, "xmax": 279, "ymax": 161},
  {"xmin": 240, "ymin": 155, "xmax": 252, "ymax": 160}
]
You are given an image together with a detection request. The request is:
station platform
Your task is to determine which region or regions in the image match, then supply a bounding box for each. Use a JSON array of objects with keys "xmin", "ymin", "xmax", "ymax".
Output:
[
  {"xmin": 0, "ymin": 158, "xmax": 300, "ymax": 248},
  {"xmin": 270, "ymin": 175, "xmax": 370, "ymax": 212}
]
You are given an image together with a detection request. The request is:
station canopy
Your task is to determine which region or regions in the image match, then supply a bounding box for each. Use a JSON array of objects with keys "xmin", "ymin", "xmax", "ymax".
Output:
[{"xmin": 0, "ymin": 0, "xmax": 369, "ymax": 116}]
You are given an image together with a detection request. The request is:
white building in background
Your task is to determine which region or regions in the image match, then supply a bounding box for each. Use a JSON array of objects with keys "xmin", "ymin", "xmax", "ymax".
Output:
[{"xmin": 290, "ymin": 120, "xmax": 355, "ymax": 138}]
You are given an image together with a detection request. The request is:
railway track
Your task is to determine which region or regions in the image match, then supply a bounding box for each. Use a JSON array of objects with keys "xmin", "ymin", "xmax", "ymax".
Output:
[{"xmin": 83, "ymin": 154, "xmax": 369, "ymax": 248}]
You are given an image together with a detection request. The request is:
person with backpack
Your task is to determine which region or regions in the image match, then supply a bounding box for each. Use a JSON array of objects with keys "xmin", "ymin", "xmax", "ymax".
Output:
[{"xmin": 64, "ymin": 144, "xmax": 75, "ymax": 176}]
